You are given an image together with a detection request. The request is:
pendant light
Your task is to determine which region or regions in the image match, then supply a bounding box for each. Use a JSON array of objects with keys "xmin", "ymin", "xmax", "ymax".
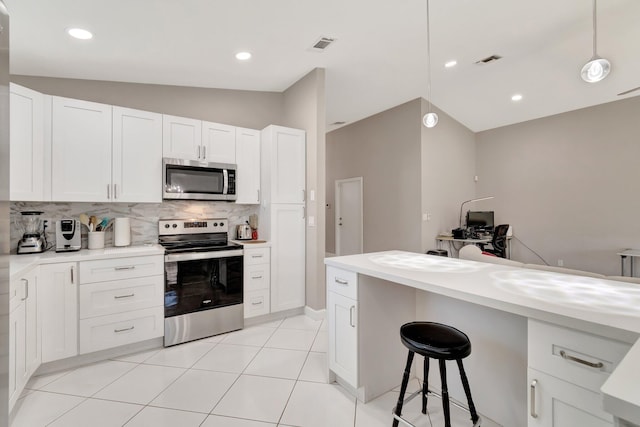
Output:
[
  {"xmin": 422, "ymin": 0, "xmax": 438, "ymax": 128},
  {"xmin": 581, "ymin": 0, "xmax": 611, "ymax": 83}
]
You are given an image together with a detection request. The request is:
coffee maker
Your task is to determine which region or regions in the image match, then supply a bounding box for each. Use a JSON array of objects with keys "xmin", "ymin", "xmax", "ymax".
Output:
[
  {"xmin": 16, "ymin": 211, "xmax": 48, "ymax": 254},
  {"xmin": 55, "ymin": 219, "xmax": 81, "ymax": 252}
]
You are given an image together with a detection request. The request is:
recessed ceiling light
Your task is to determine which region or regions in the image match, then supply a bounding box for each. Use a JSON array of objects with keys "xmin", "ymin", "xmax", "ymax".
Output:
[
  {"xmin": 511, "ymin": 94, "xmax": 523, "ymax": 101},
  {"xmin": 67, "ymin": 28, "xmax": 93, "ymax": 40},
  {"xmin": 444, "ymin": 60, "xmax": 457, "ymax": 68},
  {"xmin": 235, "ymin": 52, "xmax": 252, "ymax": 61}
]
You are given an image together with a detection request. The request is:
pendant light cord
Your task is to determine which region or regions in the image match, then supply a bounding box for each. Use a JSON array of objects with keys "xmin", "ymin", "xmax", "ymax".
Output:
[
  {"xmin": 426, "ymin": 0, "xmax": 433, "ymax": 113},
  {"xmin": 592, "ymin": 0, "xmax": 598, "ymax": 56}
]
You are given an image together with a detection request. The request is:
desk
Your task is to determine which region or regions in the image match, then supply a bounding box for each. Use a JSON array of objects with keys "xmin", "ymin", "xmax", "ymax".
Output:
[
  {"xmin": 617, "ymin": 249, "xmax": 640, "ymax": 276},
  {"xmin": 436, "ymin": 235, "xmax": 513, "ymax": 259}
]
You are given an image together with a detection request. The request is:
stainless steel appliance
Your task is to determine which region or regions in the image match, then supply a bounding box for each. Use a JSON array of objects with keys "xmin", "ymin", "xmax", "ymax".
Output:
[
  {"xmin": 160, "ymin": 218, "xmax": 244, "ymax": 346},
  {"xmin": 163, "ymin": 158, "xmax": 237, "ymax": 201},
  {"xmin": 236, "ymin": 223, "xmax": 252, "ymax": 240},
  {"xmin": 55, "ymin": 219, "xmax": 81, "ymax": 252},
  {"xmin": 16, "ymin": 211, "xmax": 48, "ymax": 254}
]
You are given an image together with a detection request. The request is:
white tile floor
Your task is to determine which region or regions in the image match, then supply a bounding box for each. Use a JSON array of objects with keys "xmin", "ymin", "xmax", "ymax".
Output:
[{"xmin": 12, "ymin": 314, "xmax": 496, "ymax": 427}]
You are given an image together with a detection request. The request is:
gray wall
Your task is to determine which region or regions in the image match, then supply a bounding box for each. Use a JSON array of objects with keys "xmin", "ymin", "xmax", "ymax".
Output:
[
  {"xmin": 420, "ymin": 99, "xmax": 477, "ymax": 253},
  {"xmin": 476, "ymin": 95, "xmax": 640, "ymax": 275},
  {"xmin": 11, "ymin": 75, "xmax": 283, "ymax": 130},
  {"xmin": 282, "ymin": 68, "xmax": 326, "ymax": 311},
  {"xmin": 326, "ymin": 99, "xmax": 423, "ymax": 254}
]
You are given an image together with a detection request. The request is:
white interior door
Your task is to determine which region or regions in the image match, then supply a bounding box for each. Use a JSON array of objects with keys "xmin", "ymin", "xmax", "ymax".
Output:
[{"xmin": 335, "ymin": 177, "xmax": 363, "ymax": 255}]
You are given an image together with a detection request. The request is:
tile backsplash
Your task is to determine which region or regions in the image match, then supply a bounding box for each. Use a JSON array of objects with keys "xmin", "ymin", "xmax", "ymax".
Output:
[{"xmin": 10, "ymin": 201, "xmax": 259, "ymax": 252}]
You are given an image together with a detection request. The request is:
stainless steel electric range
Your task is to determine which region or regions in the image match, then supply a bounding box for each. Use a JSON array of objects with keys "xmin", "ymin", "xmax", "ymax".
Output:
[{"xmin": 159, "ymin": 218, "xmax": 244, "ymax": 346}]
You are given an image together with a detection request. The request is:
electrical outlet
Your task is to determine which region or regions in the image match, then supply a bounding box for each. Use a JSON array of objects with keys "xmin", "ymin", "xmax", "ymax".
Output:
[{"xmin": 557, "ymin": 259, "xmax": 564, "ymax": 267}]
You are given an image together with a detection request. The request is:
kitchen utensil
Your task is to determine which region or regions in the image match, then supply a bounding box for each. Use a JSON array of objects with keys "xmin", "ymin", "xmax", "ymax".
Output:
[
  {"xmin": 89, "ymin": 215, "xmax": 98, "ymax": 232},
  {"xmin": 104, "ymin": 218, "xmax": 115, "ymax": 231},
  {"xmin": 97, "ymin": 217, "xmax": 109, "ymax": 231},
  {"xmin": 236, "ymin": 223, "xmax": 252, "ymax": 240},
  {"xmin": 79, "ymin": 213, "xmax": 90, "ymax": 230}
]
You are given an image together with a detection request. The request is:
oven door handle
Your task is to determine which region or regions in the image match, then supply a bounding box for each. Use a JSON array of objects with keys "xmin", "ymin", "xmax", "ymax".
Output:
[{"xmin": 165, "ymin": 249, "xmax": 244, "ymax": 262}]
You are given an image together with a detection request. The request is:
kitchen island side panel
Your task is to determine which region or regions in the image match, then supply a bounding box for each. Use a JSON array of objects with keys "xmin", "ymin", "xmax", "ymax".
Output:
[{"xmin": 416, "ymin": 291, "xmax": 527, "ymax": 427}]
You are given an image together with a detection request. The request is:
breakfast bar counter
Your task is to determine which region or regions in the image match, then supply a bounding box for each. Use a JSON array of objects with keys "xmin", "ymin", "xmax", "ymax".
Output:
[{"xmin": 325, "ymin": 251, "xmax": 640, "ymax": 427}]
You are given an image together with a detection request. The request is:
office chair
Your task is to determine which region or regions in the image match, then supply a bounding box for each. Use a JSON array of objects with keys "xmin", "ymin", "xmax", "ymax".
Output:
[{"xmin": 483, "ymin": 224, "xmax": 509, "ymax": 258}]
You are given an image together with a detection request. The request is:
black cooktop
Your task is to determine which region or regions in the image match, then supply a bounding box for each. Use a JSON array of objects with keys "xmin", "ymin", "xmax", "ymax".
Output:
[{"xmin": 159, "ymin": 233, "xmax": 241, "ymax": 254}]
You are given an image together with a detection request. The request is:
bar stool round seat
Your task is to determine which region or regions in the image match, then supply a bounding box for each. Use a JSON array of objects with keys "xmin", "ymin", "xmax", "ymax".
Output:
[
  {"xmin": 393, "ymin": 321, "xmax": 480, "ymax": 427},
  {"xmin": 400, "ymin": 322, "xmax": 471, "ymax": 360}
]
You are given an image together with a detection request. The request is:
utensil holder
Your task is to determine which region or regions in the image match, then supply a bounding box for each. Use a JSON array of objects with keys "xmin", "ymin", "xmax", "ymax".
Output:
[{"xmin": 88, "ymin": 231, "xmax": 105, "ymax": 250}]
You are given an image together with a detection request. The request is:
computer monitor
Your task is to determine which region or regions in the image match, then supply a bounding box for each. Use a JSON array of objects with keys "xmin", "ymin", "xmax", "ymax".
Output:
[{"xmin": 466, "ymin": 211, "xmax": 494, "ymax": 231}]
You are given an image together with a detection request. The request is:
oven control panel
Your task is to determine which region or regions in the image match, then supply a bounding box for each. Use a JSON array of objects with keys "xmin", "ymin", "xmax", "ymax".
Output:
[{"xmin": 159, "ymin": 218, "xmax": 228, "ymax": 235}]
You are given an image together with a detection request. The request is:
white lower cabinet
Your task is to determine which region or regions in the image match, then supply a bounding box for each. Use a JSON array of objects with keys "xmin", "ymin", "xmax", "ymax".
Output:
[
  {"xmin": 8, "ymin": 266, "xmax": 40, "ymax": 412},
  {"xmin": 39, "ymin": 262, "xmax": 78, "ymax": 363},
  {"xmin": 327, "ymin": 266, "xmax": 358, "ymax": 388},
  {"xmin": 78, "ymin": 255, "xmax": 164, "ymax": 354},
  {"xmin": 527, "ymin": 319, "xmax": 630, "ymax": 427},
  {"xmin": 528, "ymin": 368, "xmax": 613, "ymax": 426},
  {"xmin": 243, "ymin": 247, "xmax": 270, "ymax": 318}
]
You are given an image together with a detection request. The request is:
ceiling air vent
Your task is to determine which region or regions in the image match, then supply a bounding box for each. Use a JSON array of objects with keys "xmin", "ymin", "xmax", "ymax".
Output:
[
  {"xmin": 310, "ymin": 37, "xmax": 335, "ymax": 52},
  {"xmin": 475, "ymin": 54, "xmax": 502, "ymax": 65}
]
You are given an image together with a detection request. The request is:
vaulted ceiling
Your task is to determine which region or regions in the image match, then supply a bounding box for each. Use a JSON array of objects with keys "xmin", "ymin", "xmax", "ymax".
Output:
[{"xmin": 6, "ymin": 0, "xmax": 640, "ymax": 132}]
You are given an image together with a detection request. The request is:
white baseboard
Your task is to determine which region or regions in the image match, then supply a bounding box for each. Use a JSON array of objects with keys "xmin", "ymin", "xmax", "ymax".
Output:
[{"xmin": 304, "ymin": 305, "xmax": 326, "ymax": 320}]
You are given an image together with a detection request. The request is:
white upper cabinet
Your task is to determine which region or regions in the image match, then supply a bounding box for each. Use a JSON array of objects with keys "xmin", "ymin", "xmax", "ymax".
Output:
[
  {"xmin": 162, "ymin": 114, "xmax": 202, "ymax": 161},
  {"xmin": 10, "ymin": 84, "xmax": 45, "ymax": 201},
  {"xmin": 52, "ymin": 97, "xmax": 112, "ymax": 202},
  {"xmin": 235, "ymin": 127, "xmax": 261, "ymax": 204},
  {"xmin": 163, "ymin": 116, "xmax": 238, "ymax": 164},
  {"xmin": 261, "ymin": 125, "xmax": 306, "ymax": 204},
  {"xmin": 202, "ymin": 121, "xmax": 236, "ymax": 164},
  {"xmin": 51, "ymin": 97, "xmax": 162, "ymax": 203},
  {"xmin": 112, "ymin": 107, "xmax": 163, "ymax": 202}
]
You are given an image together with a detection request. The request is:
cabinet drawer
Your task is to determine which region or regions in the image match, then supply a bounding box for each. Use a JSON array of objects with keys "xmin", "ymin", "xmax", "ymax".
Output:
[
  {"xmin": 79, "ymin": 306, "xmax": 163, "ymax": 354},
  {"xmin": 327, "ymin": 266, "xmax": 358, "ymax": 300},
  {"xmin": 79, "ymin": 275, "xmax": 163, "ymax": 319},
  {"xmin": 528, "ymin": 319, "xmax": 630, "ymax": 392},
  {"xmin": 79, "ymin": 255, "xmax": 163, "ymax": 284},
  {"xmin": 245, "ymin": 264, "xmax": 269, "ymax": 292},
  {"xmin": 244, "ymin": 289, "xmax": 270, "ymax": 318},
  {"xmin": 244, "ymin": 248, "xmax": 270, "ymax": 266}
]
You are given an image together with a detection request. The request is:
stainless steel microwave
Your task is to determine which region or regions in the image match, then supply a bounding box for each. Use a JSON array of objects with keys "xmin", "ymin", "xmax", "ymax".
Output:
[{"xmin": 163, "ymin": 158, "xmax": 237, "ymax": 201}]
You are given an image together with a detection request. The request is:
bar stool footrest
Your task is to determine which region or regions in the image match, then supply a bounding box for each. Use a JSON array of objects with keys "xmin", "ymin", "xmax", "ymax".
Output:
[{"xmin": 392, "ymin": 387, "xmax": 482, "ymax": 427}]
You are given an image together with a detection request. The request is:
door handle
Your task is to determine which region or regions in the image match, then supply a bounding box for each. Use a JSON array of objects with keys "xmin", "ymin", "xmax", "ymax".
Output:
[
  {"xmin": 107, "ymin": 184, "xmax": 110, "ymax": 199},
  {"xmin": 70, "ymin": 266, "xmax": 75, "ymax": 284},
  {"xmin": 530, "ymin": 379, "xmax": 538, "ymax": 418},
  {"xmin": 197, "ymin": 146, "xmax": 201, "ymax": 159},
  {"xmin": 21, "ymin": 278, "xmax": 28, "ymax": 301},
  {"xmin": 202, "ymin": 146, "xmax": 206, "ymax": 159},
  {"xmin": 114, "ymin": 184, "xmax": 118, "ymax": 199},
  {"xmin": 349, "ymin": 305, "xmax": 356, "ymax": 327}
]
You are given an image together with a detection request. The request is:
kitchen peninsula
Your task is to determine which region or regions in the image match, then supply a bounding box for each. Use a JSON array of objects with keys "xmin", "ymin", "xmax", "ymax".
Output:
[{"xmin": 325, "ymin": 251, "xmax": 640, "ymax": 427}]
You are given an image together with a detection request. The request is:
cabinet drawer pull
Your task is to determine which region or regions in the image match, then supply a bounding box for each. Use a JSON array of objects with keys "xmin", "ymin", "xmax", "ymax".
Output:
[
  {"xmin": 349, "ymin": 305, "xmax": 356, "ymax": 327},
  {"xmin": 114, "ymin": 293, "xmax": 135, "ymax": 299},
  {"xmin": 114, "ymin": 326, "xmax": 135, "ymax": 333},
  {"xmin": 251, "ymin": 275, "xmax": 263, "ymax": 279},
  {"xmin": 71, "ymin": 266, "xmax": 75, "ymax": 284},
  {"xmin": 559, "ymin": 350, "xmax": 604, "ymax": 369},
  {"xmin": 530, "ymin": 379, "xmax": 538, "ymax": 418},
  {"xmin": 114, "ymin": 266, "xmax": 136, "ymax": 271},
  {"xmin": 251, "ymin": 254, "xmax": 263, "ymax": 258},
  {"xmin": 197, "ymin": 146, "xmax": 201, "ymax": 159},
  {"xmin": 252, "ymin": 301, "xmax": 263, "ymax": 306},
  {"xmin": 21, "ymin": 278, "xmax": 28, "ymax": 301},
  {"xmin": 202, "ymin": 146, "xmax": 206, "ymax": 160},
  {"xmin": 334, "ymin": 278, "xmax": 349, "ymax": 285}
]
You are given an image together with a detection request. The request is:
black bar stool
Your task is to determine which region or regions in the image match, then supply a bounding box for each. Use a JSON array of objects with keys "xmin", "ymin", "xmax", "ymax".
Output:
[{"xmin": 392, "ymin": 322, "xmax": 480, "ymax": 427}]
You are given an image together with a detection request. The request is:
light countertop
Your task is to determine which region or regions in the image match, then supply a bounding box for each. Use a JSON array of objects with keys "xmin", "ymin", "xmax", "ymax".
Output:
[
  {"xmin": 230, "ymin": 239, "xmax": 270, "ymax": 249},
  {"xmin": 10, "ymin": 244, "xmax": 165, "ymax": 281}
]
